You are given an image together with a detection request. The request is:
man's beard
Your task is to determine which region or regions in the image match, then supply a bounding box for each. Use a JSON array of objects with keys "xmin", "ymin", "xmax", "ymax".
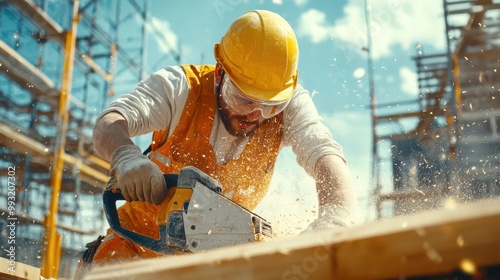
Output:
[
  {"xmin": 217, "ymin": 104, "xmax": 260, "ymax": 138},
  {"xmin": 216, "ymin": 84, "xmax": 261, "ymax": 138}
]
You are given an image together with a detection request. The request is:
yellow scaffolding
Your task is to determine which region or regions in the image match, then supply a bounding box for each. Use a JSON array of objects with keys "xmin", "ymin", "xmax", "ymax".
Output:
[
  {"xmin": 40, "ymin": 0, "xmax": 80, "ymax": 277},
  {"xmin": 0, "ymin": 0, "xmax": 158, "ymax": 278}
]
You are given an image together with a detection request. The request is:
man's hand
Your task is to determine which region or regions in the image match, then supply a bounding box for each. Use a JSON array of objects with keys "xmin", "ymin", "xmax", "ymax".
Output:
[
  {"xmin": 110, "ymin": 144, "xmax": 167, "ymax": 205},
  {"xmin": 301, "ymin": 204, "xmax": 353, "ymax": 233}
]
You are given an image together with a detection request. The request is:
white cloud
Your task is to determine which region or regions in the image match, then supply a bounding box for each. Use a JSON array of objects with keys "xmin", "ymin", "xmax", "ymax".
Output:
[
  {"xmin": 147, "ymin": 17, "xmax": 178, "ymax": 53},
  {"xmin": 399, "ymin": 66, "xmax": 419, "ymax": 96},
  {"xmin": 330, "ymin": 4, "xmax": 367, "ymax": 51},
  {"xmin": 273, "ymin": 0, "xmax": 308, "ymax": 6},
  {"xmin": 298, "ymin": 9, "xmax": 332, "ymax": 43},
  {"xmin": 294, "ymin": 0, "xmax": 308, "ymax": 6},
  {"xmin": 297, "ymin": 0, "xmax": 446, "ymax": 60}
]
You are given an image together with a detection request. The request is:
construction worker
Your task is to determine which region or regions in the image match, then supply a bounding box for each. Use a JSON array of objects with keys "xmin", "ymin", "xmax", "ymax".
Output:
[{"xmin": 89, "ymin": 9, "xmax": 355, "ymax": 265}]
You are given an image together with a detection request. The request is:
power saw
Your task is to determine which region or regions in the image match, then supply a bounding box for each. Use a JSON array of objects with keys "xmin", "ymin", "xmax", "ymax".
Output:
[{"xmin": 103, "ymin": 166, "xmax": 272, "ymax": 255}]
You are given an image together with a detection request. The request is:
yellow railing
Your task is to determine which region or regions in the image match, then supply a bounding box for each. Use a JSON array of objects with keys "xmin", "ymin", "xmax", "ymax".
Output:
[{"xmin": 40, "ymin": 0, "xmax": 80, "ymax": 278}]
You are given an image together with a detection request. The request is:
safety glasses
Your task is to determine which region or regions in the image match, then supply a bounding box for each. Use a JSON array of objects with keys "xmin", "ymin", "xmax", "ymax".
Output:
[{"xmin": 220, "ymin": 74, "xmax": 290, "ymax": 119}]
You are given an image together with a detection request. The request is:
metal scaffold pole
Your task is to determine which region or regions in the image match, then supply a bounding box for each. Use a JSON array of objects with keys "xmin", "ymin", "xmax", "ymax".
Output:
[
  {"xmin": 40, "ymin": 0, "xmax": 80, "ymax": 278},
  {"xmin": 442, "ymin": 0, "xmax": 462, "ymax": 193},
  {"xmin": 363, "ymin": 0, "xmax": 380, "ymax": 216}
]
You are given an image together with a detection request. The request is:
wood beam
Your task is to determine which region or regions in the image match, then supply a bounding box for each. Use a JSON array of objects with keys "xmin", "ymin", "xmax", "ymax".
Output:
[
  {"xmin": 87, "ymin": 198, "xmax": 500, "ymax": 279},
  {"xmin": 80, "ymin": 54, "xmax": 113, "ymax": 83},
  {"xmin": 0, "ymin": 257, "xmax": 40, "ymax": 280},
  {"xmin": 0, "ymin": 40, "xmax": 87, "ymax": 109},
  {"xmin": 0, "ymin": 207, "xmax": 100, "ymax": 235},
  {"xmin": 0, "ymin": 122, "xmax": 108, "ymax": 186},
  {"xmin": 5, "ymin": 0, "xmax": 64, "ymax": 43},
  {"xmin": 376, "ymin": 108, "xmax": 448, "ymax": 122},
  {"xmin": 62, "ymin": 153, "xmax": 109, "ymax": 184},
  {"xmin": 0, "ymin": 40, "xmax": 59, "ymax": 106},
  {"xmin": 0, "ymin": 122, "xmax": 50, "ymax": 157}
]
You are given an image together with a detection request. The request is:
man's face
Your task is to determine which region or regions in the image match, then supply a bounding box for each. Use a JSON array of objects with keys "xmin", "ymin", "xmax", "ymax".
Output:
[{"xmin": 217, "ymin": 85, "xmax": 265, "ymax": 138}]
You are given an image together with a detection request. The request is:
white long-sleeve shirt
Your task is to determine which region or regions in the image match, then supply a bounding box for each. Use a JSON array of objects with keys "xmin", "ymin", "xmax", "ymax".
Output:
[{"xmin": 98, "ymin": 66, "xmax": 345, "ymax": 177}]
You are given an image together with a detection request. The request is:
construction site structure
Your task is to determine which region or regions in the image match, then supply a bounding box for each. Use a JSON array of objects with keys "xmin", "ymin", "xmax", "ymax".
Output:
[
  {"xmin": 0, "ymin": 0, "xmax": 172, "ymax": 278},
  {"xmin": 0, "ymin": 0, "xmax": 499, "ymax": 279},
  {"xmin": 374, "ymin": 0, "xmax": 500, "ymax": 217}
]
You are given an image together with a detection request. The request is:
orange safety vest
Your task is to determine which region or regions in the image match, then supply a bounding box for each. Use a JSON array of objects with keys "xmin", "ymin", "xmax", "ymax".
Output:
[{"xmin": 150, "ymin": 64, "xmax": 283, "ymax": 210}]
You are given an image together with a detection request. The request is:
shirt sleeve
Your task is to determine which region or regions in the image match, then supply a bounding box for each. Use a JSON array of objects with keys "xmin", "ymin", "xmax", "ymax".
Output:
[
  {"xmin": 97, "ymin": 66, "xmax": 189, "ymax": 137},
  {"xmin": 282, "ymin": 85, "xmax": 347, "ymax": 177}
]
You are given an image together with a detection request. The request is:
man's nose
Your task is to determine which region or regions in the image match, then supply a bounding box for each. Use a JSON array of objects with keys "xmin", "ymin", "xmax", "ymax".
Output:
[{"xmin": 245, "ymin": 109, "xmax": 263, "ymax": 121}]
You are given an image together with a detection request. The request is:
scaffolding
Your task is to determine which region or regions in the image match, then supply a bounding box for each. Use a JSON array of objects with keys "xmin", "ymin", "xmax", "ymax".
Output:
[
  {"xmin": 0, "ymin": 0, "xmax": 152, "ymax": 277},
  {"xmin": 374, "ymin": 0, "xmax": 500, "ymax": 217}
]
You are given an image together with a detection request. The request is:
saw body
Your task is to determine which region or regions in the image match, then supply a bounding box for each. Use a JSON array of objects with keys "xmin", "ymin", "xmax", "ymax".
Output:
[{"xmin": 103, "ymin": 166, "xmax": 272, "ymax": 255}]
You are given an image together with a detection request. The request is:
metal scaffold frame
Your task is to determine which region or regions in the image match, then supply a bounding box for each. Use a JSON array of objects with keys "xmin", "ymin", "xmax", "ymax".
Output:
[
  {"xmin": 371, "ymin": 0, "xmax": 500, "ymax": 218},
  {"xmin": 0, "ymin": 0, "xmax": 152, "ymax": 277}
]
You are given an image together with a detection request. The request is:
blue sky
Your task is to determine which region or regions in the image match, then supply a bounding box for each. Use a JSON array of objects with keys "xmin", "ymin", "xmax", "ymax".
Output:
[{"xmin": 129, "ymin": 0, "xmax": 449, "ymax": 235}]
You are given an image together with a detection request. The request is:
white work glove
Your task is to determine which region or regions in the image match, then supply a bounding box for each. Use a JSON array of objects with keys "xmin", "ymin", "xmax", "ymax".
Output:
[
  {"xmin": 301, "ymin": 204, "xmax": 353, "ymax": 234},
  {"xmin": 110, "ymin": 144, "xmax": 167, "ymax": 205}
]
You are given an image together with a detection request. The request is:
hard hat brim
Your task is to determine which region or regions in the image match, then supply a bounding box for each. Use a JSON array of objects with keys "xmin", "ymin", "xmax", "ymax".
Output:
[{"xmin": 231, "ymin": 72, "xmax": 297, "ymax": 103}]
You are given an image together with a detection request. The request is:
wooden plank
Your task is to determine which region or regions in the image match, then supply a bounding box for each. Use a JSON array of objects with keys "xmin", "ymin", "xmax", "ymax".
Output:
[
  {"xmin": 0, "ymin": 122, "xmax": 108, "ymax": 185},
  {"xmin": 0, "ymin": 207, "xmax": 100, "ymax": 235},
  {"xmin": 0, "ymin": 122, "xmax": 51, "ymax": 157},
  {"xmin": 0, "ymin": 257, "xmax": 40, "ymax": 280},
  {"xmin": 0, "ymin": 40, "xmax": 60, "ymax": 106},
  {"xmin": 87, "ymin": 197, "xmax": 500, "ymax": 280},
  {"xmin": 80, "ymin": 54, "xmax": 113, "ymax": 82},
  {"xmin": 62, "ymin": 153, "xmax": 109, "ymax": 184},
  {"xmin": 5, "ymin": 0, "xmax": 64, "ymax": 43},
  {"xmin": 0, "ymin": 40, "xmax": 86, "ymax": 109},
  {"xmin": 376, "ymin": 108, "xmax": 447, "ymax": 121}
]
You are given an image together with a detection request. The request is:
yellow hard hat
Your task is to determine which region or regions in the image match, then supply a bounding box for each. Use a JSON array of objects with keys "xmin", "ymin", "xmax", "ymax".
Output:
[{"xmin": 214, "ymin": 10, "xmax": 299, "ymax": 102}]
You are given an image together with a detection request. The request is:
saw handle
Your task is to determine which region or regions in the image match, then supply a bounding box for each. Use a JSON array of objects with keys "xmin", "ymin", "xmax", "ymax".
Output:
[{"xmin": 102, "ymin": 174, "xmax": 178, "ymax": 254}]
